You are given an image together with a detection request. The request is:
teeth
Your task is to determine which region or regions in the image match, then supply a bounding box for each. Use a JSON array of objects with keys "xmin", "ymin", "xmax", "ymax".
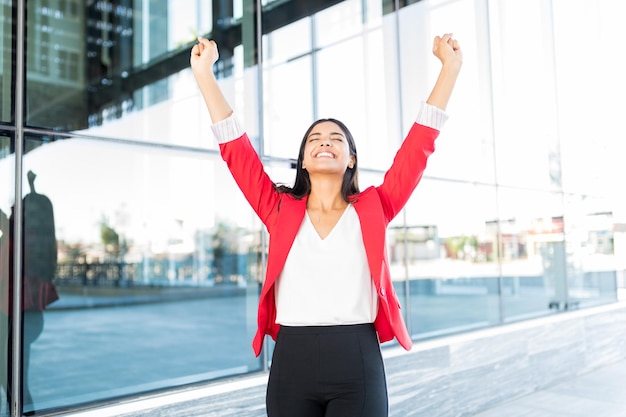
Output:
[{"xmin": 316, "ymin": 152, "xmax": 334, "ymax": 158}]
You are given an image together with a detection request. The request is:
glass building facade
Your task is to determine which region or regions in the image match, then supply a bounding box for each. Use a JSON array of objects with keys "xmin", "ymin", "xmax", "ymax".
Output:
[{"xmin": 1, "ymin": 0, "xmax": 625, "ymax": 415}]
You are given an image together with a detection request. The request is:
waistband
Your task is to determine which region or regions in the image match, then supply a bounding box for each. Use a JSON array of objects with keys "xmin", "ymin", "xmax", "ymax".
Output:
[{"xmin": 278, "ymin": 323, "xmax": 374, "ymax": 335}]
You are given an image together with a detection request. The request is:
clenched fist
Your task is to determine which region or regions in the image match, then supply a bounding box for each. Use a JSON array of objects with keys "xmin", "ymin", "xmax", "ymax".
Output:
[{"xmin": 190, "ymin": 37, "xmax": 220, "ymax": 81}]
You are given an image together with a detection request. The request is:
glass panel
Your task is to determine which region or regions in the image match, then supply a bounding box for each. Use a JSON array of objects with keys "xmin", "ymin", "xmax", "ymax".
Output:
[
  {"xmin": 1, "ymin": 3, "xmax": 13, "ymax": 123},
  {"xmin": 265, "ymin": 158, "xmax": 301, "ymax": 192},
  {"xmin": 0, "ymin": 134, "xmax": 13, "ymax": 417},
  {"xmin": 552, "ymin": 0, "xmax": 626, "ymax": 197},
  {"xmin": 261, "ymin": 17, "xmax": 313, "ymax": 159},
  {"xmin": 314, "ymin": 0, "xmax": 363, "ymax": 48},
  {"xmin": 24, "ymin": 0, "xmax": 236, "ymax": 147},
  {"xmin": 315, "ymin": 33, "xmax": 396, "ymax": 171},
  {"xmin": 364, "ymin": 0, "xmax": 383, "ymax": 27},
  {"xmin": 563, "ymin": 194, "xmax": 618, "ymax": 309},
  {"xmin": 617, "ymin": 220, "xmax": 626, "ymax": 300},
  {"xmin": 262, "ymin": 17, "xmax": 310, "ymax": 64},
  {"xmin": 262, "ymin": 55, "xmax": 313, "ymax": 159},
  {"xmin": 20, "ymin": 136, "xmax": 262, "ymax": 412},
  {"xmin": 488, "ymin": 0, "xmax": 561, "ymax": 191},
  {"xmin": 167, "ymin": 0, "xmax": 213, "ymax": 51},
  {"xmin": 83, "ymin": 69, "xmax": 222, "ymax": 150},
  {"xmin": 496, "ymin": 188, "xmax": 566, "ymax": 321},
  {"xmin": 402, "ymin": 180, "xmax": 501, "ymax": 338},
  {"xmin": 397, "ymin": 0, "xmax": 495, "ymax": 185}
]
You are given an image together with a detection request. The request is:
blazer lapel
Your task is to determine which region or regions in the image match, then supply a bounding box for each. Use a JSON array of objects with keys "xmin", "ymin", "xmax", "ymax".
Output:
[
  {"xmin": 353, "ymin": 190, "xmax": 386, "ymax": 289},
  {"xmin": 261, "ymin": 195, "xmax": 307, "ymax": 296}
]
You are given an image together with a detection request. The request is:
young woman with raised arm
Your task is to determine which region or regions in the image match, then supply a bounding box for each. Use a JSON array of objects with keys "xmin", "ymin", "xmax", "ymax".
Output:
[{"xmin": 190, "ymin": 33, "xmax": 462, "ymax": 417}]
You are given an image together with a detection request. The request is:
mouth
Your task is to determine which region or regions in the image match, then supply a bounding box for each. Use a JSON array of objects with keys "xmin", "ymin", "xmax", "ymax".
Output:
[{"xmin": 315, "ymin": 151, "xmax": 335, "ymax": 158}]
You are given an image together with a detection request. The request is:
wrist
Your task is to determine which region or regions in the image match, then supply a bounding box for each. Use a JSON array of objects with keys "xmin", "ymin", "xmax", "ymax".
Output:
[{"xmin": 441, "ymin": 59, "xmax": 462, "ymax": 75}]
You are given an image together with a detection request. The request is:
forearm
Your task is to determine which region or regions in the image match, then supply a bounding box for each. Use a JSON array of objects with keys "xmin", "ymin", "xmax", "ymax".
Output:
[
  {"xmin": 426, "ymin": 61, "xmax": 461, "ymax": 111},
  {"xmin": 194, "ymin": 71, "xmax": 233, "ymax": 123}
]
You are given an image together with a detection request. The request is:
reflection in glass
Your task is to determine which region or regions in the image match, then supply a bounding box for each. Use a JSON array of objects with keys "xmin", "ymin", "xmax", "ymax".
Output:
[
  {"xmin": 563, "ymin": 195, "xmax": 619, "ymax": 309},
  {"xmin": 16, "ymin": 137, "xmax": 262, "ymax": 411},
  {"xmin": 24, "ymin": 0, "xmax": 220, "ymax": 143},
  {"xmin": 402, "ymin": 181, "xmax": 501, "ymax": 337},
  {"xmin": 314, "ymin": 0, "xmax": 363, "ymax": 48},
  {"xmin": 15, "ymin": 170, "xmax": 59, "ymax": 413},
  {"xmin": 262, "ymin": 17, "xmax": 310, "ymax": 64},
  {"xmin": 1, "ymin": 3, "xmax": 13, "ymax": 124},
  {"xmin": 0, "ymin": 136, "xmax": 12, "ymax": 417},
  {"xmin": 316, "ymin": 33, "xmax": 397, "ymax": 171},
  {"xmin": 488, "ymin": 0, "xmax": 561, "ymax": 191},
  {"xmin": 553, "ymin": 0, "xmax": 626, "ymax": 198},
  {"xmin": 262, "ymin": 56, "xmax": 313, "ymax": 159},
  {"xmin": 496, "ymin": 188, "xmax": 566, "ymax": 321},
  {"xmin": 397, "ymin": 0, "xmax": 496, "ymax": 185},
  {"xmin": 2, "ymin": 153, "xmax": 63, "ymax": 414}
]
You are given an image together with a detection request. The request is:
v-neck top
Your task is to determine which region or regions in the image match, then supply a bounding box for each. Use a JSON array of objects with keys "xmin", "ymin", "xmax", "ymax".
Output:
[{"xmin": 274, "ymin": 204, "xmax": 377, "ymax": 326}]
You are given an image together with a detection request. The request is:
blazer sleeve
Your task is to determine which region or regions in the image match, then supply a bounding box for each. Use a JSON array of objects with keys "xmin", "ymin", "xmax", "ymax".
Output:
[
  {"xmin": 376, "ymin": 103, "xmax": 446, "ymax": 222},
  {"xmin": 213, "ymin": 116, "xmax": 281, "ymax": 231}
]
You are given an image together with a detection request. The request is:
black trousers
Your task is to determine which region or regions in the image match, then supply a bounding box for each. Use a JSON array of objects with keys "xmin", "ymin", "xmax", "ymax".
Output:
[{"xmin": 266, "ymin": 323, "xmax": 388, "ymax": 417}]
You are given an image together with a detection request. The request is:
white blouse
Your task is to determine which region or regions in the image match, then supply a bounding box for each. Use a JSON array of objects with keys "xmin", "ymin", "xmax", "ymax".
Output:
[{"xmin": 274, "ymin": 205, "xmax": 378, "ymax": 326}]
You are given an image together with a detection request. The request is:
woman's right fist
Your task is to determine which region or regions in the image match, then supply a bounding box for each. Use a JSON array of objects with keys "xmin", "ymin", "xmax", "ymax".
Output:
[{"xmin": 190, "ymin": 37, "xmax": 219, "ymax": 77}]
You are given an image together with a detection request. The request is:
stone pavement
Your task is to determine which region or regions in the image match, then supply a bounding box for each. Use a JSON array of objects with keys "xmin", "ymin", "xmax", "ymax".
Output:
[
  {"xmin": 58, "ymin": 355, "xmax": 626, "ymax": 417},
  {"xmin": 471, "ymin": 359, "xmax": 626, "ymax": 417}
]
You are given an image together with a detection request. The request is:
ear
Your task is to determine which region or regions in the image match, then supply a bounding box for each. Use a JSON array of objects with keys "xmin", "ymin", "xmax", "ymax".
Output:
[{"xmin": 348, "ymin": 157, "xmax": 355, "ymax": 169}]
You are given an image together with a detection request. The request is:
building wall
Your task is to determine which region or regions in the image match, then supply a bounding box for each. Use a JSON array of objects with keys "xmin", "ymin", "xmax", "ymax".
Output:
[{"xmin": 1, "ymin": 0, "xmax": 625, "ymax": 415}]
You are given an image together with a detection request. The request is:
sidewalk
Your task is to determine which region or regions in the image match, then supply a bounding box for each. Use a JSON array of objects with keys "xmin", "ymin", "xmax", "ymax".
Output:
[
  {"xmin": 60, "ymin": 356, "xmax": 626, "ymax": 417},
  {"xmin": 471, "ymin": 359, "xmax": 626, "ymax": 417}
]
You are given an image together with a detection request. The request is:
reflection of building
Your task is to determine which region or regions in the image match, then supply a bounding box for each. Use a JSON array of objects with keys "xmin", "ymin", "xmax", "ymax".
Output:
[
  {"xmin": 26, "ymin": 0, "xmax": 87, "ymax": 128},
  {"xmin": 85, "ymin": 0, "xmax": 135, "ymax": 127},
  {"xmin": 53, "ymin": 222, "xmax": 260, "ymax": 288},
  {"xmin": 482, "ymin": 217, "xmax": 565, "ymax": 262},
  {"xmin": 25, "ymin": 1, "xmax": 149, "ymax": 129},
  {"xmin": 388, "ymin": 225, "xmax": 439, "ymax": 262},
  {"xmin": 584, "ymin": 212, "xmax": 615, "ymax": 255}
]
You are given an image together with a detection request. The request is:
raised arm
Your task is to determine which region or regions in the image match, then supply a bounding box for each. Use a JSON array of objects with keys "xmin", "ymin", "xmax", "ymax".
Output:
[
  {"xmin": 426, "ymin": 34, "xmax": 463, "ymax": 111},
  {"xmin": 190, "ymin": 37, "xmax": 233, "ymax": 123},
  {"xmin": 376, "ymin": 34, "xmax": 462, "ymax": 221},
  {"xmin": 190, "ymin": 37, "xmax": 282, "ymax": 230}
]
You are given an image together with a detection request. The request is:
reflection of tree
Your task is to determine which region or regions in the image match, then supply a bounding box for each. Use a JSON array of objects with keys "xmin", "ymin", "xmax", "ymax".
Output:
[
  {"xmin": 212, "ymin": 222, "xmax": 238, "ymax": 283},
  {"xmin": 444, "ymin": 235, "xmax": 478, "ymax": 261},
  {"xmin": 99, "ymin": 216, "xmax": 126, "ymax": 261},
  {"xmin": 208, "ymin": 221, "xmax": 263, "ymax": 285},
  {"xmin": 61, "ymin": 242, "xmax": 87, "ymax": 264}
]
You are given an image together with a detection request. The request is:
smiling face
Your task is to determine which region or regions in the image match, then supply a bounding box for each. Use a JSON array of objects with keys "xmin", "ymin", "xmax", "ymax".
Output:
[
  {"xmin": 301, "ymin": 121, "xmax": 355, "ymax": 176},
  {"xmin": 283, "ymin": 118, "xmax": 359, "ymax": 201}
]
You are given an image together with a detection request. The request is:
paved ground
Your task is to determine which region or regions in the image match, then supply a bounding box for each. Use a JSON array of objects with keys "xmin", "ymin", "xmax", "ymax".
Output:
[
  {"xmin": 55, "ymin": 356, "xmax": 626, "ymax": 417},
  {"xmin": 471, "ymin": 359, "xmax": 626, "ymax": 417}
]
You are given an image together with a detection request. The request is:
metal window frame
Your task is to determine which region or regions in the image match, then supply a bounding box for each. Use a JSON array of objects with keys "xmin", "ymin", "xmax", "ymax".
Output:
[{"xmin": 11, "ymin": 0, "xmax": 26, "ymax": 415}]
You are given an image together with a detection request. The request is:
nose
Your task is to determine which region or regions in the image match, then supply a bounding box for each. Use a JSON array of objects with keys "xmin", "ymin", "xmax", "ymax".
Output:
[{"xmin": 321, "ymin": 137, "xmax": 332, "ymax": 146}]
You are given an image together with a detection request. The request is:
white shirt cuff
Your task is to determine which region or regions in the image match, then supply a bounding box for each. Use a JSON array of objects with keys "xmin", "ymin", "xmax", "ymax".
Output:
[
  {"xmin": 416, "ymin": 102, "xmax": 449, "ymax": 130},
  {"xmin": 211, "ymin": 113, "xmax": 245, "ymax": 144}
]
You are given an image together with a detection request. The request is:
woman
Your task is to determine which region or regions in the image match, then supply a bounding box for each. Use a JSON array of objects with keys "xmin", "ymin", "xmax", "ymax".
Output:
[{"xmin": 191, "ymin": 33, "xmax": 462, "ymax": 417}]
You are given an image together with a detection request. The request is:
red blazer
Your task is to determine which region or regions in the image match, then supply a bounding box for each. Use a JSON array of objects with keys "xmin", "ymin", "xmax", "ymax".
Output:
[{"xmin": 219, "ymin": 122, "xmax": 439, "ymax": 357}]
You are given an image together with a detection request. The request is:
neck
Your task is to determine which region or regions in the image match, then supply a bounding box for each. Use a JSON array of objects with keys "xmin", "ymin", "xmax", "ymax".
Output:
[{"xmin": 307, "ymin": 179, "xmax": 345, "ymax": 212}]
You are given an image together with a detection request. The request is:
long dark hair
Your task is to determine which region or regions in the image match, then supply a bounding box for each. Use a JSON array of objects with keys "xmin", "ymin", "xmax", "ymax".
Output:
[{"xmin": 275, "ymin": 118, "xmax": 359, "ymax": 202}]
